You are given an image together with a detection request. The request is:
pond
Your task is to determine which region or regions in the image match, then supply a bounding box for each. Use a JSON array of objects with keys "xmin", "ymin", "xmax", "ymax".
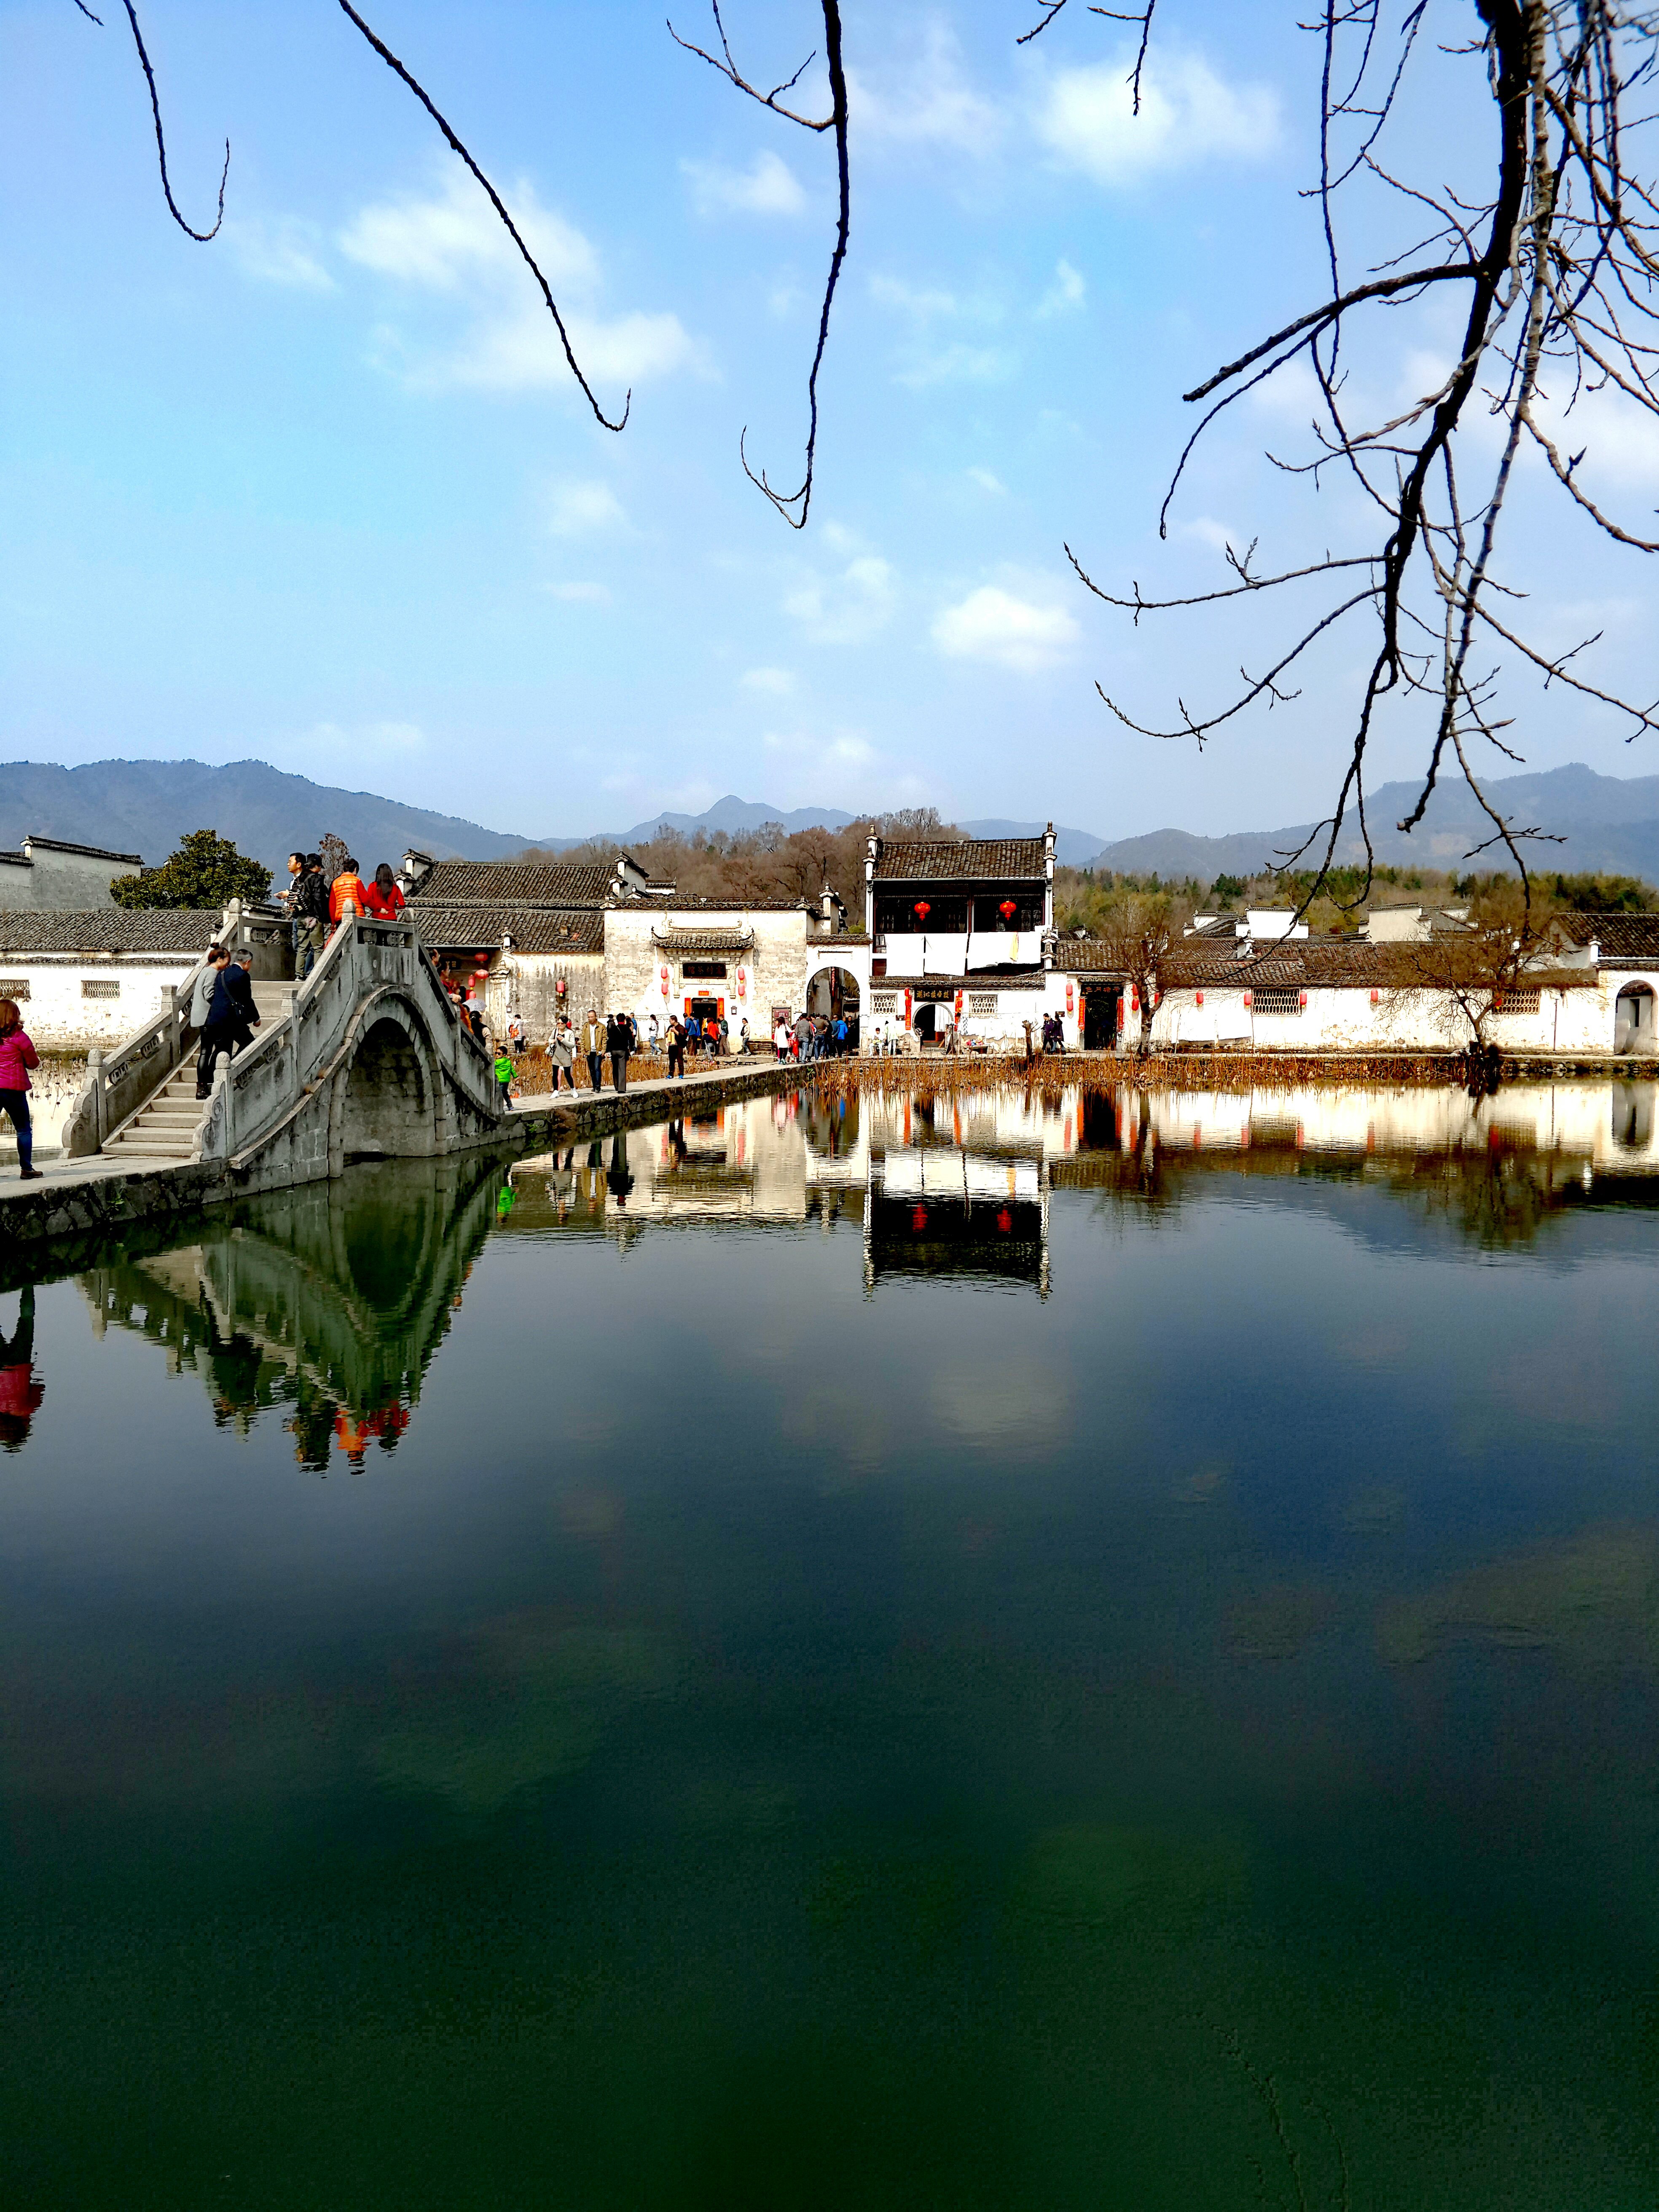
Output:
[{"xmin": 3, "ymin": 1078, "xmax": 1658, "ymax": 2209}]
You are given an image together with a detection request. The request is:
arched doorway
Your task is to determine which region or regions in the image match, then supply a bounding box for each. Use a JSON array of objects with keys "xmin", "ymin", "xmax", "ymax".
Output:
[
  {"xmin": 338, "ymin": 1014, "xmax": 434, "ymax": 1162},
  {"xmin": 806, "ymin": 965, "xmax": 863, "ymax": 1044},
  {"xmin": 1615, "ymin": 983, "xmax": 1655, "ymax": 1053}
]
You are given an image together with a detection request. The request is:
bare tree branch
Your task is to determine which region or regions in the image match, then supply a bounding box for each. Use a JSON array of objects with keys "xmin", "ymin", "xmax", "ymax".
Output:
[
  {"xmin": 333, "ymin": 0, "xmax": 628, "ymax": 432},
  {"xmin": 118, "ymin": 1, "xmax": 228, "ymax": 242}
]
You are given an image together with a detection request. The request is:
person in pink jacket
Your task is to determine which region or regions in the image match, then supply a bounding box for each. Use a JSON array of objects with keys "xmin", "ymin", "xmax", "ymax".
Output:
[{"xmin": 0, "ymin": 999, "xmax": 42, "ymax": 1181}]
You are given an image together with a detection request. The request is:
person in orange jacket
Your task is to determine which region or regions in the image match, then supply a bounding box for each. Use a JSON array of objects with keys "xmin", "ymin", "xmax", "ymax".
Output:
[{"xmin": 330, "ymin": 857, "xmax": 369, "ymax": 924}]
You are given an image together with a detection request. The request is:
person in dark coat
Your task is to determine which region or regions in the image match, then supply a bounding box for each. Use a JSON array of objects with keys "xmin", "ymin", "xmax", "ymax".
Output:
[
  {"xmin": 197, "ymin": 952, "xmax": 261, "ymax": 1098},
  {"xmin": 606, "ymin": 1012, "xmax": 629, "ymax": 1095}
]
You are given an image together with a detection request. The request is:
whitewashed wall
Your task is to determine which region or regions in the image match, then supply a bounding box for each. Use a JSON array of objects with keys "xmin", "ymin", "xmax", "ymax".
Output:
[
  {"xmin": 1151, "ymin": 981, "xmax": 1613, "ymax": 1055},
  {"xmin": 0, "ymin": 957, "xmax": 197, "ymax": 1049},
  {"xmin": 604, "ymin": 908, "xmax": 812, "ymax": 1039}
]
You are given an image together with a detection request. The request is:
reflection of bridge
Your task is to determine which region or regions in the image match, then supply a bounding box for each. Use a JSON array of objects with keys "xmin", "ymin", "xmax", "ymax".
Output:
[
  {"xmin": 78, "ymin": 1154, "xmax": 501, "ymax": 1470},
  {"xmin": 64, "ymin": 912, "xmax": 504, "ymax": 1191}
]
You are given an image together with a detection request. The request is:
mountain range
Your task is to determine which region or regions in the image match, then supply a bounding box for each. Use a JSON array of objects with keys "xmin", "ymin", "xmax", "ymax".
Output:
[{"xmin": 2, "ymin": 755, "xmax": 1655, "ymax": 885}]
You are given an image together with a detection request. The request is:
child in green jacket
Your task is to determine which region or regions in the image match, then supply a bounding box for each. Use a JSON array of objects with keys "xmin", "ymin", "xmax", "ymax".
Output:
[{"xmin": 493, "ymin": 1050, "xmax": 515, "ymax": 1108}]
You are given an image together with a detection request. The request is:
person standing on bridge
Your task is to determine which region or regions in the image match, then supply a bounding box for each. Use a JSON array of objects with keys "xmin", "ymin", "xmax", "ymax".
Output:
[
  {"xmin": 364, "ymin": 863, "xmax": 404, "ymax": 921},
  {"xmin": 197, "ymin": 953, "xmax": 260, "ymax": 1098},
  {"xmin": 581, "ymin": 1009, "xmax": 605, "ymax": 1094},
  {"xmin": 289, "ymin": 859, "xmax": 328, "ymax": 978},
  {"xmin": 0, "ymin": 1000, "xmax": 43, "ymax": 1184},
  {"xmin": 330, "ymin": 857, "xmax": 368, "ymax": 926}
]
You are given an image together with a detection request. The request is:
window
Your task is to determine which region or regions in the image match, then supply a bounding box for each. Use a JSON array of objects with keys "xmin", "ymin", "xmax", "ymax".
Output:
[
  {"xmin": 682, "ymin": 960, "xmax": 727, "ymax": 980},
  {"xmin": 0, "ymin": 980, "xmax": 28, "ymax": 1001},
  {"xmin": 971, "ymin": 892, "xmax": 1044, "ymax": 933},
  {"xmin": 968, "ymin": 993, "xmax": 997, "ymax": 1016},
  {"xmin": 873, "ymin": 893, "xmax": 968, "ymax": 934},
  {"xmin": 872, "ymin": 992, "xmax": 897, "ymax": 1014},
  {"xmin": 82, "ymin": 979, "xmax": 120, "ymax": 1000},
  {"xmin": 1492, "ymin": 988, "xmax": 1541, "ymax": 1015},
  {"xmin": 1254, "ymin": 989, "xmax": 1301, "ymax": 1016}
]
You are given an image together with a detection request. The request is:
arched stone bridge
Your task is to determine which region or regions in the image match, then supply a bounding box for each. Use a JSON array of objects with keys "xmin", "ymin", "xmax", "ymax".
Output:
[{"xmin": 68, "ymin": 916, "xmax": 504, "ymax": 1192}]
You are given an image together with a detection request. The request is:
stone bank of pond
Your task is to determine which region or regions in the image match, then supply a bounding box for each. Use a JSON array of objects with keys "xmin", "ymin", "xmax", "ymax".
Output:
[{"xmin": 2, "ymin": 1080, "xmax": 1657, "ymax": 2209}]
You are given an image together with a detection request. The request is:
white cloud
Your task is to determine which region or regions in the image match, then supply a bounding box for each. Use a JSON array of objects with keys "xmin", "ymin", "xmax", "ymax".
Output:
[
  {"xmin": 1036, "ymin": 47, "xmax": 1279, "ymax": 187},
  {"xmin": 339, "ymin": 164, "xmax": 699, "ymax": 394},
  {"xmin": 1182, "ymin": 514, "xmax": 1245, "ymax": 553},
  {"xmin": 307, "ymin": 718, "xmax": 426, "ymax": 754},
  {"xmin": 225, "ymin": 216, "xmax": 334, "ymax": 291},
  {"xmin": 1036, "ymin": 258, "xmax": 1086, "ymax": 317},
  {"xmin": 741, "ymin": 667, "xmax": 796, "ymax": 695},
  {"xmin": 682, "ymin": 149, "xmax": 807, "ymax": 217},
  {"xmin": 762, "ymin": 727, "xmax": 876, "ymax": 770},
  {"xmin": 784, "ymin": 553, "xmax": 897, "ymax": 644},
  {"xmin": 848, "ymin": 23, "xmax": 1004, "ymax": 154},
  {"xmin": 870, "ymin": 274, "xmax": 960, "ymax": 321},
  {"xmin": 968, "ymin": 467, "xmax": 1006, "ymax": 494},
  {"xmin": 897, "ymin": 344, "xmax": 1013, "ymax": 389},
  {"xmin": 932, "ymin": 585, "xmax": 1079, "ymax": 672},
  {"xmin": 869, "ymin": 274, "xmax": 1013, "ymax": 386},
  {"xmin": 546, "ymin": 480, "xmax": 627, "ymax": 537},
  {"xmin": 544, "ymin": 581, "xmax": 612, "ymax": 605}
]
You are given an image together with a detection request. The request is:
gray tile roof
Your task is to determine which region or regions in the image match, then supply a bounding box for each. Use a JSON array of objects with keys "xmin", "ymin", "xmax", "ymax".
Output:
[
  {"xmin": 0, "ymin": 908, "xmax": 222, "ymax": 955},
  {"xmin": 410, "ymin": 860, "xmax": 617, "ymax": 907},
  {"xmin": 1054, "ymin": 939, "xmax": 1130, "ymax": 974},
  {"xmin": 650, "ymin": 926, "xmax": 755, "ymax": 953},
  {"xmin": 871, "ymin": 837, "xmax": 1047, "ymax": 883},
  {"xmin": 1160, "ymin": 940, "xmax": 1593, "ymax": 991},
  {"xmin": 874, "ymin": 969, "xmax": 1050, "ymax": 992},
  {"xmin": 409, "ymin": 905, "xmax": 604, "ymax": 955},
  {"xmin": 1551, "ymin": 912, "xmax": 1659, "ymax": 959}
]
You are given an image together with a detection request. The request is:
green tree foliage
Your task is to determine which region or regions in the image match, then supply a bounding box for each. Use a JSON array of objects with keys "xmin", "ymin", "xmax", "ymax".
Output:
[
  {"xmin": 111, "ymin": 828, "xmax": 272, "ymax": 912},
  {"xmin": 1547, "ymin": 872, "xmax": 1658, "ymax": 914},
  {"xmin": 1210, "ymin": 874, "xmax": 1246, "ymax": 905}
]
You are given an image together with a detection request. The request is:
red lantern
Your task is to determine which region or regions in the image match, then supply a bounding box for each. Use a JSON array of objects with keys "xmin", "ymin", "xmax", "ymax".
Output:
[
  {"xmin": 737, "ymin": 966, "xmax": 748, "ymax": 997},
  {"xmin": 1299, "ymin": 990, "xmax": 1308, "ymax": 1007},
  {"xmin": 911, "ymin": 1205, "xmax": 928, "ymax": 1233},
  {"xmin": 998, "ymin": 900, "xmax": 1016, "ymax": 923},
  {"xmin": 954, "ymin": 989, "xmax": 964, "ymax": 1021},
  {"xmin": 1065, "ymin": 981, "xmax": 1074, "ymax": 1013},
  {"xmin": 1130, "ymin": 986, "xmax": 1140, "ymax": 1012},
  {"xmin": 913, "ymin": 900, "xmax": 931, "ymax": 923},
  {"xmin": 555, "ymin": 977, "xmax": 566, "ymax": 996},
  {"xmin": 1243, "ymin": 989, "xmax": 1254, "ymax": 1009},
  {"xmin": 1370, "ymin": 988, "xmax": 1379, "ymax": 1005},
  {"xmin": 1195, "ymin": 990, "xmax": 1204, "ymax": 1007},
  {"xmin": 996, "ymin": 1208, "xmax": 1013, "ymax": 1233}
]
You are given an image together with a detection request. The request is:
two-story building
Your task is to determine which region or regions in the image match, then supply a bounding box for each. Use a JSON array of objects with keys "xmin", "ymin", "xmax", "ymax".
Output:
[
  {"xmin": 861, "ymin": 827, "xmax": 1076, "ymax": 1050},
  {"xmin": 0, "ymin": 834, "xmax": 145, "ymax": 910}
]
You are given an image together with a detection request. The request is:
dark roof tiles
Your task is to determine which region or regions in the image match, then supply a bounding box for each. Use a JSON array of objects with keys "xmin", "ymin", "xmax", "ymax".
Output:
[
  {"xmin": 0, "ymin": 909, "xmax": 222, "ymax": 955},
  {"xmin": 409, "ymin": 905, "xmax": 604, "ymax": 955},
  {"xmin": 871, "ymin": 838, "xmax": 1047, "ymax": 883},
  {"xmin": 410, "ymin": 860, "xmax": 616, "ymax": 907}
]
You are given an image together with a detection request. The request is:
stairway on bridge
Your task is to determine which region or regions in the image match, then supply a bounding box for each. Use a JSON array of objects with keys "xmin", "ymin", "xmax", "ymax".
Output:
[{"xmin": 101, "ymin": 983, "xmax": 294, "ymax": 1166}]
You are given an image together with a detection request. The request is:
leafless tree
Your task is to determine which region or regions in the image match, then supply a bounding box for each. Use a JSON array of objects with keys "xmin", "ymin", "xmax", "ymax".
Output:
[
  {"xmin": 1041, "ymin": 2, "xmax": 1659, "ymax": 931},
  {"xmin": 1092, "ymin": 889, "xmax": 1187, "ymax": 1052}
]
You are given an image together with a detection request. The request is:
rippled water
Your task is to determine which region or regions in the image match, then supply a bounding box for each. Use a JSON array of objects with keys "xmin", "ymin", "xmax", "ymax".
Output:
[{"xmin": 3, "ymin": 1079, "xmax": 1658, "ymax": 2209}]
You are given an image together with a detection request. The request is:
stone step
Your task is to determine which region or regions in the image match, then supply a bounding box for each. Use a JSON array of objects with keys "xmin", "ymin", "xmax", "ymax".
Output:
[{"xmin": 107, "ymin": 1140, "xmax": 191, "ymax": 1157}]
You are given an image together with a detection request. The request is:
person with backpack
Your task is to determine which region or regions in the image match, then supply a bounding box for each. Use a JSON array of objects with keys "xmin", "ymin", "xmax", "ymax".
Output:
[{"xmin": 290, "ymin": 857, "xmax": 329, "ymax": 977}]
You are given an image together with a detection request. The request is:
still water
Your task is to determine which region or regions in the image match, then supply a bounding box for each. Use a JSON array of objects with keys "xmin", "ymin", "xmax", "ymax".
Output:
[{"xmin": 3, "ymin": 1079, "xmax": 1658, "ymax": 2209}]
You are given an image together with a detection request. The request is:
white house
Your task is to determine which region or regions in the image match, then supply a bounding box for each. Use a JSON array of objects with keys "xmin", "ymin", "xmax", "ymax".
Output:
[
  {"xmin": 1544, "ymin": 913, "xmax": 1659, "ymax": 1054},
  {"xmin": 0, "ymin": 834, "xmax": 145, "ymax": 910},
  {"xmin": 863, "ymin": 827, "xmax": 1076, "ymax": 1051},
  {"xmin": 0, "ymin": 907, "xmax": 221, "ymax": 1047}
]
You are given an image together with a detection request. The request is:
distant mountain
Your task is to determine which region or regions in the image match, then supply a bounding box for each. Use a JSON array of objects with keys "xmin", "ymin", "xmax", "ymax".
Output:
[
  {"xmin": 0, "ymin": 759, "xmax": 533, "ymax": 875},
  {"xmin": 959, "ymin": 818, "xmax": 1106, "ymax": 869},
  {"xmin": 1087, "ymin": 763, "xmax": 1659, "ymax": 883}
]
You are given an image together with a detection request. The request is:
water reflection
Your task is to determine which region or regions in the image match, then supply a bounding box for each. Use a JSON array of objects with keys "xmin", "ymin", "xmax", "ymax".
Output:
[
  {"xmin": 77, "ymin": 1154, "xmax": 500, "ymax": 1472},
  {"xmin": 506, "ymin": 1076, "xmax": 1659, "ymax": 1275},
  {"xmin": 0, "ymin": 1287, "xmax": 43, "ymax": 1451}
]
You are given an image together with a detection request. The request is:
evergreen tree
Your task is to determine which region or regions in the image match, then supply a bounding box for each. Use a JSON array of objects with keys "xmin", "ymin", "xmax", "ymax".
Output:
[{"xmin": 111, "ymin": 829, "xmax": 271, "ymax": 911}]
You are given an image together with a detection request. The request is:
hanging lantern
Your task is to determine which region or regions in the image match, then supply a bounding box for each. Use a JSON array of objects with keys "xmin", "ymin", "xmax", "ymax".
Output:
[
  {"xmin": 1195, "ymin": 989, "xmax": 1204, "ymax": 1007},
  {"xmin": 1130, "ymin": 986, "xmax": 1140, "ymax": 1012},
  {"xmin": 1243, "ymin": 988, "xmax": 1254, "ymax": 1009},
  {"xmin": 1065, "ymin": 981, "xmax": 1074, "ymax": 1013},
  {"xmin": 1299, "ymin": 990, "xmax": 1308, "ymax": 1007},
  {"xmin": 911, "ymin": 1205, "xmax": 928, "ymax": 1233},
  {"xmin": 737, "ymin": 966, "xmax": 748, "ymax": 997},
  {"xmin": 913, "ymin": 900, "xmax": 931, "ymax": 924},
  {"xmin": 555, "ymin": 977, "xmax": 566, "ymax": 997},
  {"xmin": 998, "ymin": 899, "xmax": 1017, "ymax": 923},
  {"xmin": 1370, "ymin": 988, "xmax": 1379, "ymax": 1005}
]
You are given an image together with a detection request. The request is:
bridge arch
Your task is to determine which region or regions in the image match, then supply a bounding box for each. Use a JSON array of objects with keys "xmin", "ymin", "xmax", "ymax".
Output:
[{"xmin": 327, "ymin": 991, "xmax": 448, "ymax": 1171}]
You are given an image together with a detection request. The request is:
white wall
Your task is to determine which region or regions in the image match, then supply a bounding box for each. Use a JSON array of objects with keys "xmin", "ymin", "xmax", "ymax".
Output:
[{"xmin": 0, "ymin": 958, "xmax": 196, "ymax": 1049}]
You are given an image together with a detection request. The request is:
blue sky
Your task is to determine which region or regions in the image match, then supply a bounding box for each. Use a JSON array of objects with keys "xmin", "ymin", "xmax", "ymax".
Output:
[{"xmin": 3, "ymin": 0, "xmax": 1656, "ymax": 842}]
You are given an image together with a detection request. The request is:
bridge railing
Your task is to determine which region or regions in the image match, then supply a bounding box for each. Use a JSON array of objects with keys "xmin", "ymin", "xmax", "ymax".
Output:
[
  {"xmin": 194, "ymin": 913, "xmax": 499, "ymax": 1166},
  {"xmin": 62, "ymin": 896, "xmax": 284, "ymax": 1158}
]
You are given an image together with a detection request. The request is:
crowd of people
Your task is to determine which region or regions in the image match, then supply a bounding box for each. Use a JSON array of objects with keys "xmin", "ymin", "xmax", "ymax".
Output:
[
  {"xmin": 773, "ymin": 1012, "xmax": 858, "ymax": 1061},
  {"xmin": 279, "ymin": 850, "xmax": 405, "ymax": 980}
]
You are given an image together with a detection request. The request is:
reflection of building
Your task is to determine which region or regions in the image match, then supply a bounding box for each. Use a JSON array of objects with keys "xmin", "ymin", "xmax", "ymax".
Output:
[
  {"xmin": 78, "ymin": 1154, "xmax": 500, "ymax": 1470},
  {"xmin": 864, "ymin": 1145, "xmax": 1050, "ymax": 1297}
]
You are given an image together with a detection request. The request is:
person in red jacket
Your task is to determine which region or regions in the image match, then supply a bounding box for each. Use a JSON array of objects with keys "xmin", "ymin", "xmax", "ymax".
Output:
[
  {"xmin": 0, "ymin": 998, "xmax": 42, "ymax": 1182},
  {"xmin": 363, "ymin": 863, "xmax": 405, "ymax": 920},
  {"xmin": 0, "ymin": 1287, "xmax": 43, "ymax": 1450}
]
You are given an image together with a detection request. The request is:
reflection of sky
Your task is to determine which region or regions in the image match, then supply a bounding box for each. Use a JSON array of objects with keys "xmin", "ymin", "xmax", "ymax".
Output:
[{"xmin": 3, "ymin": 1095, "xmax": 1659, "ymax": 2203}]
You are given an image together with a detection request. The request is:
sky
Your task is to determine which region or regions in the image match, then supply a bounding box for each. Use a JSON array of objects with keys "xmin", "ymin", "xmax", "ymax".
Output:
[{"xmin": 3, "ymin": 0, "xmax": 1658, "ymax": 844}]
